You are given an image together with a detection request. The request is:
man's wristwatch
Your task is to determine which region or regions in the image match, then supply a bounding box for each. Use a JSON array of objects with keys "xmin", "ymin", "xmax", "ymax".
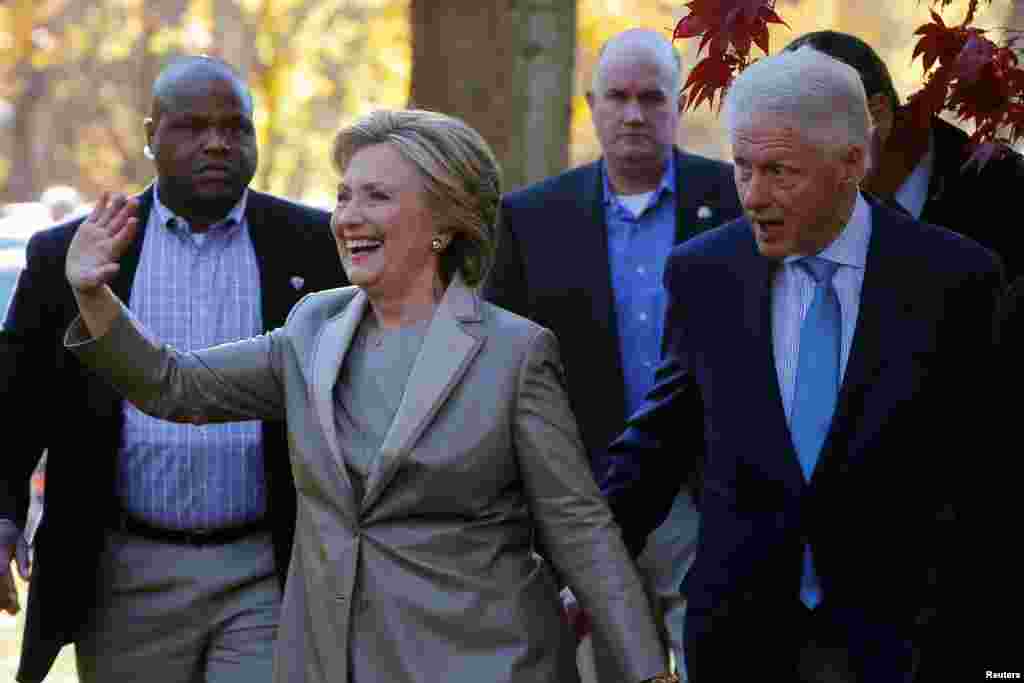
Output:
[{"xmin": 643, "ymin": 673, "xmax": 680, "ymax": 683}]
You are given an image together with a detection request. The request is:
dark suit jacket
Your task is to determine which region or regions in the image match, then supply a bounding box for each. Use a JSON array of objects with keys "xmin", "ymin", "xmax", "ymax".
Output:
[
  {"xmin": 0, "ymin": 186, "xmax": 345, "ymax": 683},
  {"xmin": 485, "ymin": 148, "xmax": 742, "ymax": 476},
  {"xmin": 919, "ymin": 117, "xmax": 1024, "ymax": 279},
  {"xmin": 602, "ymin": 198, "xmax": 1003, "ymax": 678}
]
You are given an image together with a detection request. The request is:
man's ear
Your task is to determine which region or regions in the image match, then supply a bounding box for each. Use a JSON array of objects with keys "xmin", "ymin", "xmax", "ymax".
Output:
[
  {"xmin": 585, "ymin": 90, "xmax": 596, "ymax": 114},
  {"xmin": 842, "ymin": 142, "xmax": 868, "ymax": 186},
  {"xmin": 867, "ymin": 93, "xmax": 894, "ymax": 146}
]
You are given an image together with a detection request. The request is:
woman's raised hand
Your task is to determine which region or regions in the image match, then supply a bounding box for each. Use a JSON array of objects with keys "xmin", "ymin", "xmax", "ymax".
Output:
[{"xmin": 66, "ymin": 192, "xmax": 139, "ymax": 294}]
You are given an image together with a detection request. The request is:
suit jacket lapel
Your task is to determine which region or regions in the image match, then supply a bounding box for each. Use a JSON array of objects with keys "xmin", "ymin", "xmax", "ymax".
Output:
[
  {"xmin": 111, "ymin": 185, "xmax": 154, "ymax": 302},
  {"xmin": 361, "ymin": 278, "xmax": 485, "ymax": 513},
  {"xmin": 816, "ymin": 202, "xmax": 909, "ymax": 477},
  {"xmin": 673, "ymin": 148, "xmax": 729, "ymax": 242},
  {"xmin": 574, "ymin": 161, "xmax": 628, "ymax": 422},
  {"xmin": 578, "ymin": 160, "xmax": 620, "ymax": 350},
  {"xmin": 310, "ymin": 289, "xmax": 367, "ymax": 522},
  {"xmin": 245, "ymin": 190, "xmax": 305, "ymax": 331},
  {"xmin": 739, "ymin": 233, "xmax": 807, "ymax": 491}
]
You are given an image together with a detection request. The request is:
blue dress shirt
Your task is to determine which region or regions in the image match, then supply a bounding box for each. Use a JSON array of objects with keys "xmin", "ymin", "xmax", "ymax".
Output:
[
  {"xmin": 603, "ymin": 154, "xmax": 678, "ymax": 416},
  {"xmin": 119, "ymin": 187, "xmax": 266, "ymax": 531}
]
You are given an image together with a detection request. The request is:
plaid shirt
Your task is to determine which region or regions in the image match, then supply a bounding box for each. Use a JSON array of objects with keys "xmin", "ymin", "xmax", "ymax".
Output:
[{"xmin": 119, "ymin": 187, "xmax": 266, "ymax": 531}]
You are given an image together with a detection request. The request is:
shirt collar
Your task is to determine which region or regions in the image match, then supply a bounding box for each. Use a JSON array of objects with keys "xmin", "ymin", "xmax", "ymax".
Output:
[
  {"xmin": 784, "ymin": 191, "xmax": 872, "ymax": 270},
  {"xmin": 601, "ymin": 150, "xmax": 676, "ymax": 207},
  {"xmin": 893, "ymin": 127, "xmax": 936, "ymax": 220},
  {"xmin": 152, "ymin": 183, "xmax": 248, "ymax": 236}
]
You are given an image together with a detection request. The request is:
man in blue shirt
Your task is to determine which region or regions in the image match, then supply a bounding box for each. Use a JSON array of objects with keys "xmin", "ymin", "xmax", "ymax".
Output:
[{"xmin": 486, "ymin": 28, "xmax": 742, "ymax": 681}]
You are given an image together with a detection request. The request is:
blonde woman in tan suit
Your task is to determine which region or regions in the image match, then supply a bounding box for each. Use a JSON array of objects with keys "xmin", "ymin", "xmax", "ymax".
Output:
[{"xmin": 61, "ymin": 109, "xmax": 678, "ymax": 683}]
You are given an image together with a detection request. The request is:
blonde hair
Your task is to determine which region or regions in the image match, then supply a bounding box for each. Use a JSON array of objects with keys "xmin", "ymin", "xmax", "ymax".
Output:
[{"xmin": 332, "ymin": 109, "xmax": 502, "ymax": 288}]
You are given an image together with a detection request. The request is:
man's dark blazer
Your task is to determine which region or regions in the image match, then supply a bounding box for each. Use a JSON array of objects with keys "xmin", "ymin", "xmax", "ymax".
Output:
[
  {"xmin": 919, "ymin": 116, "xmax": 1024, "ymax": 279},
  {"xmin": 0, "ymin": 186, "xmax": 345, "ymax": 683},
  {"xmin": 485, "ymin": 148, "xmax": 742, "ymax": 476},
  {"xmin": 602, "ymin": 198, "xmax": 1003, "ymax": 680}
]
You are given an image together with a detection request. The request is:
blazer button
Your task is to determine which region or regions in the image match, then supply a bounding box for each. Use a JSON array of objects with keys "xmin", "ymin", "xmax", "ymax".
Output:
[{"xmin": 335, "ymin": 594, "xmax": 346, "ymax": 602}]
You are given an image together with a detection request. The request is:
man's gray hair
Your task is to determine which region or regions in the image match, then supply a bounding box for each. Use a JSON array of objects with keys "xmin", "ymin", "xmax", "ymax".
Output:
[
  {"xmin": 722, "ymin": 48, "xmax": 870, "ymax": 153},
  {"xmin": 591, "ymin": 29, "xmax": 682, "ymax": 94}
]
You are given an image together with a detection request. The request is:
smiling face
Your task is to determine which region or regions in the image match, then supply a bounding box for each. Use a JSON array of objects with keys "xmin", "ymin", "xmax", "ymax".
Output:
[
  {"xmin": 331, "ymin": 143, "xmax": 443, "ymax": 302},
  {"xmin": 732, "ymin": 116, "xmax": 864, "ymax": 259},
  {"xmin": 146, "ymin": 73, "xmax": 257, "ymax": 225}
]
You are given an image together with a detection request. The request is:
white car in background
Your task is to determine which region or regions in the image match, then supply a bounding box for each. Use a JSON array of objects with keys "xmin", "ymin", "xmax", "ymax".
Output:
[{"xmin": 0, "ymin": 202, "xmax": 51, "ymax": 315}]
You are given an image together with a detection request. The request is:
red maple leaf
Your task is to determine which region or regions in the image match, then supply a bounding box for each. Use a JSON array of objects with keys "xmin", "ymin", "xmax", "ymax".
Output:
[
  {"xmin": 912, "ymin": 11, "xmax": 970, "ymax": 73},
  {"xmin": 673, "ymin": 1, "xmax": 787, "ymax": 112},
  {"xmin": 683, "ymin": 54, "xmax": 736, "ymax": 111},
  {"xmin": 954, "ymin": 32, "xmax": 997, "ymax": 83}
]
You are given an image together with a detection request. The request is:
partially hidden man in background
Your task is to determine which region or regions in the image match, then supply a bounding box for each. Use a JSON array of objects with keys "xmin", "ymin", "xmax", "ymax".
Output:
[
  {"xmin": 485, "ymin": 28, "xmax": 741, "ymax": 681},
  {"xmin": 602, "ymin": 48, "xmax": 1003, "ymax": 683},
  {"xmin": 0, "ymin": 56, "xmax": 344, "ymax": 683},
  {"xmin": 784, "ymin": 30, "xmax": 1024, "ymax": 280}
]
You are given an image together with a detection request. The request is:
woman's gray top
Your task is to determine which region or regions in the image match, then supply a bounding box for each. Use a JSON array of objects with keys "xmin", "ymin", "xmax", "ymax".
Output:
[{"xmin": 332, "ymin": 314, "xmax": 430, "ymax": 502}]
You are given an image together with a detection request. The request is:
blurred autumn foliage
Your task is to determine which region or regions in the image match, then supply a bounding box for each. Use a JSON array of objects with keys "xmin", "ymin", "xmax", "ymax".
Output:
[
  {"xmin": 0, "ymin": 0, "xmax": 411, "ymax": 205},
  {"xmin": 674, "ymin": 0, "xmax": 1024, "ymax": 165},
  {"xmin": 4, "ymin": 0, "xmax": 1018, "ymax": 207}
]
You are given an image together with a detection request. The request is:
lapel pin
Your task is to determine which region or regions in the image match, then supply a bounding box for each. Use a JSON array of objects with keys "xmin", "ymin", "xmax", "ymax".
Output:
[
  {"xmin": 697, "ymin": 205, "xmax": 713, "ymax": 221},
  {"xmin": 290, "ymin": 276, "xmax": 305, "ymax": 291}
]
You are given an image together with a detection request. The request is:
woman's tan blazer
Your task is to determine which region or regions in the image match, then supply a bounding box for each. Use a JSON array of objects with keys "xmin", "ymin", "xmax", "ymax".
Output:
[{"xmin": 68, "ymin": 277, "xmax": 666, "ymax": 683}]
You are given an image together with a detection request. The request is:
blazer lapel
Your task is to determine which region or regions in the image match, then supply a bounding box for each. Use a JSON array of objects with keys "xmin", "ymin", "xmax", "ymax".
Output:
[
  {"xmin": 361, "ymin": 278, "xmax": 485, "ymax": 512},
  {"xmin": 111, "ymin": 185, "xmax": 154, "ymax": 301},
  {"xmin": 673, "ymin": 148, "xmax": 729, "ymax": 242},
  {"xmin": 245, "ymin": 190, "xmax": 307, "ymax": 330},
  {"xmin": 741, "ymin": 237, "xmax": 807, "ymax": 491},
  {"xmin": 578, "ymin": 161, "xmax": 619, "ymax": 344},
  {"xmin": 309, "ymin": 289, "xmax": 367, "ymax": 521},
  {"xmin": 575, "ymin": 161, "xmax": 628, "ymax": 420},
  {"xmin": 815, "ymin": 202, "xmax": 908, "ymax": 478}
]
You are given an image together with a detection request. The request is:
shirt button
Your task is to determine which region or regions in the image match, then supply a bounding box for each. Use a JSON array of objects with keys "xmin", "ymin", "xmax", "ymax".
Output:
[
  {"xmin": 639, "ymin": 312, "xmax": 648, "ymax": 322},
  {"xmin": 637, "ymin": 266, "xmax": 647, "ymax": 275}
]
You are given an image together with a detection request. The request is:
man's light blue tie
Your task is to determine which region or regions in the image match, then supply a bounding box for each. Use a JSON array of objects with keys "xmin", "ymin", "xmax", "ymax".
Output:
[{"xmin": 791, "ymin": 256, "xmax": 841, "ymax": 609}]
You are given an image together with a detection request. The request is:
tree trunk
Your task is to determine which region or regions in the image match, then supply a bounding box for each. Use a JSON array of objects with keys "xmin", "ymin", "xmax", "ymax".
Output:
[
  {"xmin": 4, "ymin": 68, "xmax": 47, "ymax": 202},
  {"xmin": 409, "ymin": 0, "xmax": 575, "ymax": 191}
]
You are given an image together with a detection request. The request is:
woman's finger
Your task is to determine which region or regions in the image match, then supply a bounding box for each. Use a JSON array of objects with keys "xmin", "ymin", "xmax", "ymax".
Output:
[
  {"xmin": 97, "ymin": 193, "xmax": 125, "ymax": 229},
  {"xmin": 109, "ymin": 218, "xmax": 139, "ymax": 258},
  {"xmin": 105, "ymin": 198, "xmax": 134, "ymax": 237}
]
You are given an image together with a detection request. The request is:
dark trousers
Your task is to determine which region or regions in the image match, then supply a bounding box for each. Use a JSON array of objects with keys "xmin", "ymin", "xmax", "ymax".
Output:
[{"xmin": 684, "ymin": 599, "xmax": 915, "ymax": 683}]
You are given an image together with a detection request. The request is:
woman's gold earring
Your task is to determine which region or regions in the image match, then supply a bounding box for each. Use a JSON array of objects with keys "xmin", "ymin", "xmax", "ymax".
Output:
[{"xmin": 431, "ymin": 237, "xmax": 444, "ymax": 252}]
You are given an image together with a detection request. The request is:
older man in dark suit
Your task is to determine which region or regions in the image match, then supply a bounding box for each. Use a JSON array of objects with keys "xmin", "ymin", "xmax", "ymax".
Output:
[
  {"xmin": 603, "ymin": 48, "xmax": 1003, "ymax": 682},
  {"xmin": 486, "ymin": 28, "xmax": 741, "ymax": 680},
  {"xmin": 0, "ymin": 56, "xmax": 343, "ymax": 683}
]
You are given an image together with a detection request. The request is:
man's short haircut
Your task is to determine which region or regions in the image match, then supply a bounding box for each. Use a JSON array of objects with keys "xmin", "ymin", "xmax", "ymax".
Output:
[
  {"xmin": 783, "ymin": 30, "xmax": 900, "ymax": 110},
  {"xmin": 591, "ymin": 29, "xmax": 682, "ymax": 94},
  {"xmin": 722, "ymin": 48, "xmax": 871, "ymax": 154},
  {"xmin": 151, "ymin": 55, "xmax": 253, "ymax": 117}
]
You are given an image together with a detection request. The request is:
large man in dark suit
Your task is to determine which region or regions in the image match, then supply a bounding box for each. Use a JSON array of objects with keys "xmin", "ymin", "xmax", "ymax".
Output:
[
  {"xmin": 784, "ymin": 30, "xmax": 1024, "ymax": 279},
  {"xmin": 0, "ymin": 57, "xmax": 343, "ymax": 683},
  {"xmin": 603, "ymin": 49, "xmax": 1003, "ymax": 682},
  {"xmin": 485, "ymin": 28, "xmax": 741, "ymax": 679}
]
